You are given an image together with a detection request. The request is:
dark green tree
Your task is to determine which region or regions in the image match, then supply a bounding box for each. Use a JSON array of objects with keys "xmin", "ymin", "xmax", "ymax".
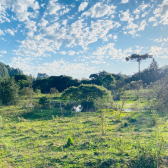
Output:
[
  {"xmin": 126, "ymin": 54, "xmax": 153, "ymax": 79},
  {"xmin": 0, "ymin": 78, "xmax": 19, "ymax": 105},
  {"xmin": 39, "ymin": 96, "xmax": 48, "ymax": 106},
  {"xmin": 89, "ymin": 71, "xmax": 116, "ymax": 89},
  {"xmin": 62, "ymin": 84, "xmax": 112, "ymax": 112}
]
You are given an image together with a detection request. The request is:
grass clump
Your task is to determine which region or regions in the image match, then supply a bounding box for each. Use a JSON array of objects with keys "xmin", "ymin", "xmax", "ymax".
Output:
[
  {"xmin": 128, "ymin": 117, "xmax": 136, "ymax": 122},
  {"xmin": 66, "ymin": 137, "xmax": 74, "ymax": 147}
]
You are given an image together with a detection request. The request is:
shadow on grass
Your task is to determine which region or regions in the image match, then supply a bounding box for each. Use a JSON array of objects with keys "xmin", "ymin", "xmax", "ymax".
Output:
[{"xmin": 21, "ymin": 107, "xmax": 76, "ymax": 120}]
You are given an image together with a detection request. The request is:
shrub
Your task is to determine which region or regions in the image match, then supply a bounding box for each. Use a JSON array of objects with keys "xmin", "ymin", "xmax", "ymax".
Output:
[
  {"xmin": 129, "ymin": 117, "xmax": 136, "ymax": 122},
  {"xmin": 39, "ymin": 96, "xmax": 48, "ymax": 106},
  {"xmin": 128, "ymin": 152, "xmax": 156, "ymax": 168},
  {"xmin": 124, "ymin": 122, "xmax": 128, "ymax": 127},
  {"xmin": 66, "ymin": 137, "xmax": 74, "ymax": 147}
]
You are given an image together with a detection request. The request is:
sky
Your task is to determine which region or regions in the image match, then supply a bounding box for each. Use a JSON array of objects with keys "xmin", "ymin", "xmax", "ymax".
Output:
[{"xmin": 0, "ymin": 0, "xmax": 168, "ymax": 79}]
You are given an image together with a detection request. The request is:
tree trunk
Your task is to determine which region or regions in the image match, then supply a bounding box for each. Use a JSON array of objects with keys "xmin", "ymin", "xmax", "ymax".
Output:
[{"xmin": 138, "ymin": 61, "xmax": 141, "ymax": 80}]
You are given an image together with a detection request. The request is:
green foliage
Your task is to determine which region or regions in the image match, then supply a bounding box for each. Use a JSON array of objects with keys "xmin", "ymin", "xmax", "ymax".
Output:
[
  {"xmin": 66, "ymin": 137, "xmax": 74, "ymax": 147},
  {"xmin": 151, "ymin": 75, "xmax": 168, "ymax": 113},
  {"xmin": 35, "ymin": 89, "xmax": 41, "ymax": 95},
  {"xmin": 33, "ymin": 75, "xmax": 80, "ymax": 93},
  {"xmin": 62, "ymin": 84, "xmax": 112, "ymax": 112},
  {"xmin": 0, "ymin": 62, "xmax": 9, "ymax": 78},
  {"xmin": 39, "ymin": 96, "xmax": 48, "ymax": 106},
  {"xmin": 19, "ymin": 87, "xmax": 35, "ymax": 97},
  {"xmin": 126, "ymin": 54, "xmax": 153, "ymax": 63},
  {"xmin": 128, "ymin": 117, "xmax": 136, "ymax": 122},
  {"xmin": 0, "ymin": 62, "xmax": 23, "ymax": 78},
  {"xmin": 0, "ymin": 78, "xmax": 19, "ymax": 105},
  {"xmin": 128, "ymin": 137, "xmax": 165, "ymax": 168},
  {"xmin": 13, "ymin": 75, "xmax": 32, "ymax": 89},
  {"xmin": 89, "ymin": 71, "xmax": 116, "ymax": 89},
  {"xmin": 126, "ymin": 54, "xmax": 153, "ymax": 80},
  {"xmin": 123, "ymin": 122, "xmax": 128, "ymax": 127},
  {"xmin": 50, "ymin": 87, "xmax": 59, "ymax": 95}
]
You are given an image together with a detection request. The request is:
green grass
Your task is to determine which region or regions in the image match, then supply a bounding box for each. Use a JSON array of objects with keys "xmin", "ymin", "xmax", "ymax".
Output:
[{"xmin": 0, "ymin": 90, "xmax": 168, "ymax": 167}]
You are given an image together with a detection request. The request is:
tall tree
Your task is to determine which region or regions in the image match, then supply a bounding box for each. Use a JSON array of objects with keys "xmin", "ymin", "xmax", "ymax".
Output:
[
  {"xmin": 0, "ymin": 78, "xmax": 19, "ymax": 105},
  {"xmin": 125, "ymin": 54, "xmax": 153, "ymax": 79}
]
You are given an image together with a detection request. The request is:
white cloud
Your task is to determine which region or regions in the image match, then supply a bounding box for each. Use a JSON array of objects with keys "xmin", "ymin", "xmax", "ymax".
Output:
[
  {"xmin": 38, "ymin": 18, "xmax": 48, "ymax": 27},
  {"xmin": 119, "ymin": 10, "xmax": 134, "ymax": 23},
  {"xmin": 44, "ymin": 0, "xmax": 70, "ymax": 18},
  {"xmin": 25, "ymin": 20, "xmax": 37, "ymax": 32},
  {"xmin": 82, "ymin": 2, "xmax": 116, "ymax": 18},
  {"xmin": 138, "ymin": 20, "xmax": 147, "ymax": 31},
  {"xmin": 149, "ymin": 46, "xmax": 168, "ymax": 58},
  {"xmin": 113, "ymin": 34, "xmax": 118, "ymax": 40},
  {"xmin": 121, "ymin": 0, "xmax": 129, "ymax": 4},
  {"xmin": 120, "ymin": 9, "xmax": 148, "ymax": 37},
  {"xmin": 46, "ymin": 0, "xmax": 61, "ymax": 15},
  {"xmin": 9, "ymin": 57, "xmax": 97, "ymax": 78},
  {"xmin": 92, "ymin": 43, "xmax": 132, "ymax": 60},
  {"xmin": 149, "ymin": 17, "xmax": 157, "ymax": 22},
  {"xmin": 60, "ymin": 51, "xmax": 67, "ymax": 55},
  {"xmin": 68, "ymin": 50, "xmax": 76, "ymax": 55},
  {"xmin": 152, "ymin": 0, "xmax": 168, "ymax": 25},
  {"xmin": 92, "ymin": 43, "xmax": 148, "ymax": 61},
  {"xmin": 5, "ymin": 29, "xmax": 15, "ymax": 36},
  {"xmin": 0, "ymin": 50, "xmax": 7, "ymax": 54},
  {"xmin": 0, "ymin": 29, "xmax": 4, "ymax": 35},
  {"xmin": 78, "ymin": 2, "xmax": 88, "ymax": 12},
  {"xmin": 141, "ymin": 11, "xmax": 148, "ymax": 17},
  {"xmin": 0, "ymin": 0, "xmax": 39, "ymax": 22},
  {"xmin": 13, "ymin": 35, "xmax": 59, "ymax": 57},
  {"xmin": 153, "ymin": 37, "xmax": 168, "ymax": 43},
  {"xmin": 16, "ymin": 18, "xmax": 121, "ymax": 56}
]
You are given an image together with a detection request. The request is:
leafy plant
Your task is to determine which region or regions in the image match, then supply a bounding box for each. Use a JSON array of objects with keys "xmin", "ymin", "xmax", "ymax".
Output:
[{"xmin": 66, "ymin": 137, "xmax": 74, "ymax": 147}]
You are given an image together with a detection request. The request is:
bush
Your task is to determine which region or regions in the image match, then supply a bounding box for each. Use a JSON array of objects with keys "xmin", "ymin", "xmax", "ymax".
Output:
[
  {"xmin": 0, "ymin": 78, "xmax": 19, "ymax": 105},
  {"xmin": 39, "ymin": 96, "xmax": 48, "ymax": 106},
  {"xmin": 128, "ymin": 152, "xmax": 156, "ymax": 168},
  {"xmin": 129, "ymin": 117, "xmax": 136, "ymax": 122},
  {"xmin": 66, "ymin": 137, "xmax": 74, "ymax": 147},
  {"xmin": 124, "ymin": 122, "xmax": 128, "ymax": 127}
]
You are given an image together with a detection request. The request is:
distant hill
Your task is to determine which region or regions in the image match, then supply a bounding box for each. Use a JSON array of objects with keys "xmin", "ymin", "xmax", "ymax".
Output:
[{"xmin": 0, "ymin": 62, "xmax": 23, "ymax": 78}]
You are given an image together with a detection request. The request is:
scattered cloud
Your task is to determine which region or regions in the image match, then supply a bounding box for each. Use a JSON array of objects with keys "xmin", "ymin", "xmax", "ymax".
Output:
[
  {"xmin": 68, "ymin": 50, "xmax": 76, "ymax": 55},
  {"xmin": 152, "ymin": 0, "xmax": 168, "ymax": 25},
  {"xmin": 78, "ymin": 2, "xmax": 88, "ymax": 12},
  {"xmin": 121, "ymin": 0, "xmax": 129, "ymax": 4},
  {"xmin": 5, "ymin": 29, "xmax": 15, "ymax": 36},
  {"xmin": 0, "ymin": 29, "xmax": 4, "ymax": 36},
  {"xmin": 149, "ymin": 46, "xmax": 168, "ymax": 58},
  {"xmin": 10, "ymin": 57, "xmax": 97, "ymax": 78},
  {"xmin": 0, "ymin": 50, "xmax": 7, "ymax": 54},
  {"xmin": 82, "ymin": 2, "xmax": 116, "ymax": 18}
]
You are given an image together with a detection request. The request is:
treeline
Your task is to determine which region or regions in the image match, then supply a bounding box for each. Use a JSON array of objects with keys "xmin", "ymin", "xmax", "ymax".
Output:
[
  {"xmin": 32, "ymin": 59, "xmax": 168, "ymax": 93},
  {"xmin": 0, "ymin": 62, "xmax": 23, "ymax": 78},
  {"xmin": 0, "ymin": 59, "xmax": 168, "ymax": 106}
]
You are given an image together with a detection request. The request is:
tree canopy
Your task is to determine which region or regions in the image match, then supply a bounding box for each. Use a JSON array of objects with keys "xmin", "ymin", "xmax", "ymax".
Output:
[
  {"xmin": 62, "ymin": 84, "xmax": 112, "ymax": 112},
  {"xmin": 0, "ymin": 78, "xmax": 19, "ymax": 105},
  {"xmin": 125, "ymin": 54, "xmax": 153, "ymax": 79}
]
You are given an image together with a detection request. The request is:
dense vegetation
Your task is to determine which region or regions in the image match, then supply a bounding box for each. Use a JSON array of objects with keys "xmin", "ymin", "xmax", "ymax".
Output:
[
  {"xmin": 0, "ymin": 62, "xmax": 23, "ymax": 78},
  {"xmin": 0, "ymin": 59, "xmax": 168, "ymax": 167}
]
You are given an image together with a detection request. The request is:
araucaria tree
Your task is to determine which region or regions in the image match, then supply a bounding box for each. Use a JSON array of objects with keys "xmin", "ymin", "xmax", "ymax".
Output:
[
  {"xmin": 61, "ymin": 84, "xmax": 112, "ymax": 112},
  {"xmin": 126, "ymin": 54, "xmax": 153, "ymax": 79}
]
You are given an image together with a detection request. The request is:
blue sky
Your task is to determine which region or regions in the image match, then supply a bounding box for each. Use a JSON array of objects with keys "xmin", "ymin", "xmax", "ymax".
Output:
[{"xmin": 0, "ymin": 0, "xmax": 168, "ymax": 79}]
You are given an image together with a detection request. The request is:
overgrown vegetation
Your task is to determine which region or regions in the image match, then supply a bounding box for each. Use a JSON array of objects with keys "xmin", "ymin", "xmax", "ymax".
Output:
[{"xmin": 0, "ymin": 59, "xmax": 168, "ymax": 167}]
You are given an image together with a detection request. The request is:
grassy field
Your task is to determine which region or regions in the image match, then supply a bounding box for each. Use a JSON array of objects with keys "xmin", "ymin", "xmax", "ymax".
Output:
[{"xmin": 0, "ymin": 91, "xmax": 168, "ymax": 167}]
